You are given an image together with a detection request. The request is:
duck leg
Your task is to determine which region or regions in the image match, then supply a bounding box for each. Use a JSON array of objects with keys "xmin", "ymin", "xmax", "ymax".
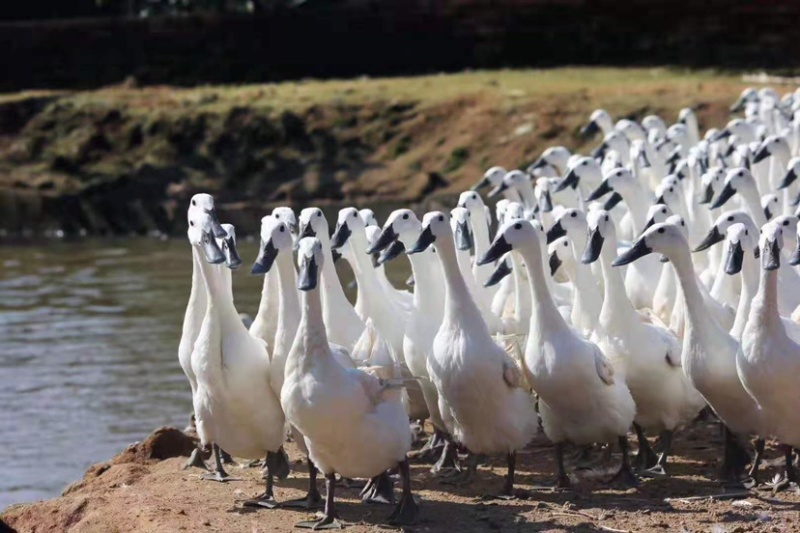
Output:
[
  {"xmin": 219, "ymin": 447, "xmax": 236, "ymax": 465},
  {"xmin": 720, "ymin": 426, "xmax": 750, "ymax": 486},
  {"xmin": 606, "ymin": 436, "xmax": 638, "ymax": 488},
  {"xmin": 296, "ymin": 473, "xmax": 342, "ymax": 530},
  {"xmin": 409, "ymin": 427, "xmax": 447, "ymax": 462},
  {"xmin": 244, "ymin": 470, "xmax": 278, "ymax": 509},
  {"xmin": 640, "ymin": 429, "xmax": 673, "ymax": 477},
  {"xmin": 633, "ymin": 423, "xmax": 658, "ymax": 471},
  {"xmin": 184, "ymin": 446, "xmax": 209, "ymax": 470},
  {"xmin": 431, "ymin": 438, "xmax": 461, "ymax": 475},
  {"xmin": 200, "ymin": 444, "xmax": 241, "ymax": 482},
  {"xmin": 498, "ymin": 451, "xmax": 518, "ymax": 499},
  {"xmin": 360, "ymin": 471, "xmax": 395, "ymax": 505},
  {"xmin": 765, "ymin": 444, "xmax": 799, "ymax": 493},
  {"xmin": 264, "ymin": 447, "xmax": 291, "ymax": 481},
  {"xmin": 555, "ymin": 442, "xmax": 571, "ymax": 489},
  {"xmin": 440, "ymin": 452, "xmax": 478, "ymax": 486},
  {"xmin": 743, "ymin": 438, "xmax": 765, "ymax": 488},
  {"xmin": 283, "ymin": 457, "xmax": 323, "ymax": 509},
  {"xmin": 387, "ymin": 458, "xmax": 419, "ymax": 526}
]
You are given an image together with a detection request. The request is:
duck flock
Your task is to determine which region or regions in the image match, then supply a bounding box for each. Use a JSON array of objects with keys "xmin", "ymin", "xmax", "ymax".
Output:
[{"xmin": 180, "ymin": 85, "xmax": 800, "ymax": 529}]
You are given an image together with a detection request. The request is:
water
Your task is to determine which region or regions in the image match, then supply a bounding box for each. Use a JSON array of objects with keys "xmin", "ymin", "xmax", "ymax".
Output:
[{"xmin": 0, "ymin": 236, "xmax": 411, "ymax": 510}]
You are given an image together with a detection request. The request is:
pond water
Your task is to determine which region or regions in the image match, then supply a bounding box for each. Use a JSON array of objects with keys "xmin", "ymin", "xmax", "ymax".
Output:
[{"xmin": 0, "ymin": 235, "xmax": 412, "ymax": 509}]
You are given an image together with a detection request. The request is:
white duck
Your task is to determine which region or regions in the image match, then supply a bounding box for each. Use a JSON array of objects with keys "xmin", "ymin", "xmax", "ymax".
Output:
[
  {"xmin": 583, "ymin": 210, "xmax": 705, "ymax": 475},
  {"xmin": 179, "ymin": 194, "xmax": 229, "ymax": 469},
  {"xmin": 739, "ymin": 222, "xmax": 800, "ymax": 489},
  {"xmin": 614, "ymin": 222, "xmax": 765, "ymax": 484},
  {"xmin": 298, "ymin": 207, "xmax": 365, "ymax": 349},
  {"xmin": 481, "ymin": 219, "xmax": 637, "ymax": 488},
  {"xmin": 191, "ymin": 219, "xmax": 288, "ymax": 505},
  {"xmin": 407, "ymin": 212, "xmax": 538, "ymax": 495},
  {"xmin": 281, "ymin": 237, "xmax": 418, "ymax": 528}
]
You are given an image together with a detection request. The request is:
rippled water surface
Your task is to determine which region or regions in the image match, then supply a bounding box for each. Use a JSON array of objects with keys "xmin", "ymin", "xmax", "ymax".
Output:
[{"xmin": 0, "ymin": 236, "xmax": 409, "ymax": 509}]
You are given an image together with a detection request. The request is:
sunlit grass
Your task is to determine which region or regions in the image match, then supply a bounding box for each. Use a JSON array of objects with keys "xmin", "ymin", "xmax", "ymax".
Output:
[{"xmin": 1, "ymin": 67, "xmax": 748, "ymax": 117}]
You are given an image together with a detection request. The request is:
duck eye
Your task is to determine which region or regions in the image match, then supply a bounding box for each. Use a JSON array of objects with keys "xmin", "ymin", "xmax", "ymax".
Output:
[
  {"xmin": 605, "ymin": 215, "xmax": 609, "ymax": 221},
  {"xmin": 317, "ymin": 211, "xmax": 322, "ymax": 217},
  {"xmin": 658, "ymin": 228, "xmax": 665, "ymax": 234},
  {"xmin": 438, "ymin": 215, "xmax": 445, "ymax": 222},
  {"xmin": 274, "ymin": 213, "xmax": 280, "ymax": 218},
  {"xmin": 514, "ymin": 223, "xmax": 522, "ymax": 230},
  {"xmin": 189, "ymin": 220, "xmax": 194, "ymax": 227},
  {"xmin": 352, "ymin": 212, "xmax": 357, "ymax": 218},
  {"xmin": 472, "ymin": 194, "xmax": 478, "ymax": 199},
  {"xmin": 728, "ymin": 216, "xmax": 734, "ymax": 222},
  {"xmin": 403, "ymin": 213, "xmax": 409, "ymax": 220},
  {"xmin": 669, "ymin": 188, "xmax": 673, "ymax": 192},
  {"xmin": 662, "ymin": 208, "xmax": 666, "ymax": 213},
  {"xmin": 681, "ymin": 221, "xmax": 685, "ymax": 226},
  {"xmin": 784, "ymin": 220, "xmax": 790, "ymax": 226},
  {"xmin": 280, "ymin": 225, "xmax": 285, "ymax": 232},
  {"xmin": 571, "ymin": 212, "xmax": 577, "ymax": 218},
  {"xmin": 192, "ymin": 200, "xmax": 196, "ymax": 206}
]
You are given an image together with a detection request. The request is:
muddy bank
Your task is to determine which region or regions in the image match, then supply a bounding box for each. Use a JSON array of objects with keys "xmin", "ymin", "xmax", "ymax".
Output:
[
  {"xmin": 3, "ymin": 422, "xmax": 800, "ymax": 533},
  {"xmin": 0, "ymin": 72, "xmax": 744, "ymax": 236}
]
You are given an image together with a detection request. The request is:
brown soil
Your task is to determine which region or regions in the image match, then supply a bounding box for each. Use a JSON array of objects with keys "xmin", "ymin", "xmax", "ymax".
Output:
[{"xmin": 4, "ymin": 422, "xmax": 800, "ymax": 533}]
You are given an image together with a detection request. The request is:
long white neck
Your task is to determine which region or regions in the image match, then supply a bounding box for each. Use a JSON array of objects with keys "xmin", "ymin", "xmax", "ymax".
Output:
[
  {"xmin": 403, "ymin": 242, "xmax": 444, "ymax": 320},
  {"xmin": 731, "ymin": 251, "xmax": 758, "ymax": 339},
  {"xmin": 622, "ymin": 185, "xmax": 652, "ymax": 233},
  {"xmin": 567, "ymin": 229, "xmax": 601, "ymax": 331},
  {"xmin": 273, "ymin": 251, "xmax": 301, "ymax": 359},
  {"xmin": 519, "ymin": 242, "xmax": 571, "ymax": 338},
  {"xmin": 511, "ymin": 251, "xmax": 532, "ymax": 327},
  {"xmin": 742, "ymin": 185, "xmax": 768, "ymax": 227},
  {"xmin": 597, "ymin": 235, "xmax": 638, "ymax": 337},
  {"xmin": 289, "ymin": 282, "xmax": 331, "ymax": 375},
  {"xmin": 517, "ymin": 183, "xmax": 538, "ymax": 211},
  {"xmin": 748, "ymin": 262, "xmax": 785, "ymax": 339},
  {"xmin": 435, "ymin": 233, "xmax": 489, "ymax": 332},
  {"xmin": 250, "ymin": 265, "xmax": 279, "ymax": 344},
  {"xmin": 182, "ymin": 247, "xmax": 208, "ymax": 345},
  {"xmin": 669, "ymin": 246, "xmax": 731, "ymax": 358}
]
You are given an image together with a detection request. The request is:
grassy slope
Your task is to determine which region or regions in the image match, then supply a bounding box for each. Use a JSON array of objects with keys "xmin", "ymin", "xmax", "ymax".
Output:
[{"xmin": 0, "ymin": 68, "xmax": 750, "ymax": 233}]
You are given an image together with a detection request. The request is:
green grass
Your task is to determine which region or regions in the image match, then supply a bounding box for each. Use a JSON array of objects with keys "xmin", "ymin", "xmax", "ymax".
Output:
[{"xmin": 0, "ymin": 67, "xmax": 747, "ymax": 118}]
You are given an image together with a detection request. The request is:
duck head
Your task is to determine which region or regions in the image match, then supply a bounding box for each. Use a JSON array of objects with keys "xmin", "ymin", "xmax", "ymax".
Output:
[
  {"xmin": 581, "ymin": 109, "xmax": 613, "ymax": 138},
  {"xmin": 778, "ymin": 157, "xmax": 800, "ymax": 190},
  {"xmin": 450, "ymin": 207, "xmax": 475, "ymax": 252},
  {"xmin": 699, "ymin": 167, "xmax": 725, "ymax": 204},
  {"xmin": 547, "ymin": 235, "xmax": 571, "ymax": 278},
  {"xmin": 331, "ymin": 207, "xmax": 366, "ymax": 250},
  {"xmin": 586, "ymin": 167, "xmax": 634, "ymax": 211},
  {"xmin": 556, "ymin": 156, "xmax": 601, "ymax": 192},
  {"xmin": 472, "ymin": 166, "xmax": 507, "ymax": 192},
  {"xmin": 189, "ymin": 193, "xmax": 227, "ymax": 238},
  {"xmin": 759, "ymin": 222, "xmax": 784, "ymax": 271},
  {"xmin": 251, "ymin": 216, "xmax": 292, "ymax": 275},
  {"xmin": 731, "ymin": 88, "xmax": 758, "ymax": 113},
  {"xmin": 723, "ymin": 223, "xmax": 759, "ymax": 275},
  {"xmin": 367, "ymin": 208, "xmax": 421, "ymax": 263},
  {"xmin": 272, "ymin": 206, "xmax": 298, "ymax": 235},
  {"xmin": 216, "ymin": 224, "xmax": 242, "ymax": 270},
  {"xmin": 695, "ymin": 210, "xmax": 757, "ymax": 252},
  {"xmin": 296, "ymin": 237, "xmax": 324, "ymax": 291},
  {"xmin": 643, "ymin": 203, "xmax": 673, "ymax": 232},
  {"xmin": 359, "ymin": 208, "xmax": 379, "ymax": 228},
  {"xmin": 532, "ymin": 146, "xmax": 571, "ymax": 173},
  {"xmin": 654, "ymin": 175, "xmax": 681, "ymax": 207},
  {"xmin": 478, "ymin": 220, "xmax": 538, "ymax": 266},
  {"xmin": 612, "ymin": 222, "xmax": 686, "ymax": 267},
  {"xmin": 489, "ymin": 170, "xmax": 527, "ymax": 199},
  {"xmin": 407, "ymin": 211, "xmax": 450, "ymax": 255},
  {"xmin": 754, "ymin": 135, "xmax": 791, "ymax": 164},
  {"xmin": 187, "ymin": 211, "xmax": 226, "ymax": 265},
  {"xmin": 642, "ymin": 114, "xmax": 667, "ymax": 138},
  {"xmin": 298, "ymin": 207, "xmax": 329, "ymax": 240},
  {"xmin": 581, "ymin": 209, "xmax": 614, "ymax": 264},
  {"xmin": 761, "ymin": 194, "xmax": 779, "ymax": 221},
  {"xmin": 710, "ymin": 167, "xmax": 756, "ymax": 210},
  {"xmin": 546, "ymin": 208, "xmax": 586, "ymax": 244}
]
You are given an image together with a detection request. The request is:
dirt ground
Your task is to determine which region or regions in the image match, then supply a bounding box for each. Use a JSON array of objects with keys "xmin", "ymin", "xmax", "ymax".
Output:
[{"xmin": 3, "ymin": 421, "xmax": 800, "ymax": 533}]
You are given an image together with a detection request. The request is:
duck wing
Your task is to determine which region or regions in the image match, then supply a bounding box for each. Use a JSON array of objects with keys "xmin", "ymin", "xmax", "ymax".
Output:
[{"xmin": 593, "ymin": 345, "xmax": 616, "ymax": 386}]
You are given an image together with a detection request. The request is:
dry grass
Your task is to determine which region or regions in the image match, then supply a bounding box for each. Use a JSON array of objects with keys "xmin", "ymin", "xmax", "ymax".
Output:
[{"xmin": 11, "ymin": 67, "xmax": 746, "ymax": 117}]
